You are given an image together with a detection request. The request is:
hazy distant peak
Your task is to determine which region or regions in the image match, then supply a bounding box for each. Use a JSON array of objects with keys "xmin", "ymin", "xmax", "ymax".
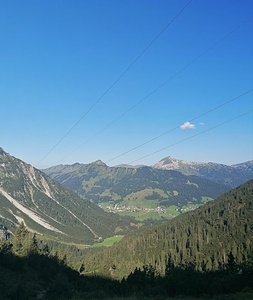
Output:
[
  {"xmin": 93, "ymin": 160, "xmax": 107, "ymax": 166},
  {"xmin": 154, "ymin": 156, "xmax": 200, "ymax": 170},
  {"xmin": 153, "ymin": 156, "xmax": 253, "ymax": 188},
  {"xmin": 231, "ymin": 160, "xmax": 253, "ymax": 168}
]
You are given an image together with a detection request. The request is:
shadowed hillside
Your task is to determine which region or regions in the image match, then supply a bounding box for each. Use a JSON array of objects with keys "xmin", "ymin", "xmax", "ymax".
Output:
[{"xmin": 0, "ymin": 224, "xmax": 253, "ymax": 299}]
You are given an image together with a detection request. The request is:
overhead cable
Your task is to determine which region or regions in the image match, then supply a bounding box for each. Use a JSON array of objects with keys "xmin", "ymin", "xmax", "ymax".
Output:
[
  {"xmin": 127, "ymin": 110, "xmax": 253, "ymax": 165},
  {"xmin": 105, "ymin": 89, "xmax": 253, "ymax": 164},
  {"xmin": 56, "ymin": 16, "xmax": 252, "ymax": 165},
  {"xmin": 35, "ymin": 0, "xmax": 193, "ymax": 167}
]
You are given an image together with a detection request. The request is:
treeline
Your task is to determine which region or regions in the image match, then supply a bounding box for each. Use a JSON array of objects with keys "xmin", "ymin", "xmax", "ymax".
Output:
[
  {"xmin": 0, "ymin": 226, "xmax": 253, "ymax": 299},
  {"xmin": 123, "ymin": 259, "xmax": 253, "ymax": 298}
]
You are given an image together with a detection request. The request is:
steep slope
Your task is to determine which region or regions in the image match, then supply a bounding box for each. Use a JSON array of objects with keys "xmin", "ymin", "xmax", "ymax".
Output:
[
  {"xmin": 43, "ymin": 162, "xmax": 229, "ymax": 216},
  {"xmin": 0, "ymin": 148, "xmax": 135, "ymax": 244},
  {"xmin": 80, "ymin": 179, "xmax": 253, "ymax": 278},
  {"xmin": 153, "ymin": 156, "xmax": 253, "ymax": 187}
]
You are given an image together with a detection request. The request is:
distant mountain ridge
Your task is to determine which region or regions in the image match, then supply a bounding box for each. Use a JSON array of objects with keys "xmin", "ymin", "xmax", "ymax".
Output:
[
  {"xmin": 0, "ymin": 148, "xmax": 135, "ymax": 244},
  {"xmin": 153, "ymin": 156, "xmax": 253, "ymax": 187},
  {"xmin": 43, "ymin": 160, "xmax": 230, "ymax": 216}
]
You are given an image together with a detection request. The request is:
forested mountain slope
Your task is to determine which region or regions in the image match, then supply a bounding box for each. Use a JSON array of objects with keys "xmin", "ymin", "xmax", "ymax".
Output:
[
  {"xmin": 43, "ymin": 162, "xmax": 229, "ymax": 210},
  {"xmin": 154, "ymin": 156, "xmax": 253, "ymax": 188},
  {"xmin": 79, "ymin": 179, "xmax": 253, "ymax": 278},
  {"xmin": 0, "ymin": 148, "xmax": 135, "ymax": 244}
]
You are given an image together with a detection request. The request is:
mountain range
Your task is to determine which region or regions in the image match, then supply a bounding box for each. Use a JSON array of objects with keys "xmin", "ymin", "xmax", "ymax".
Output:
[
  {"xmin": 0, "ymin": 148, "xmax": 136, "ymax": 244},
  {"xmin": 153, "ymin": 156, "xmax": 253, "ymax": 187},
  {"xmin": 1, "ymin": 146, "xmax": 252, "ymax": 245},
  {"xmin": 42, "ymin": 157, "xmax": 253, "ymax": 221}
]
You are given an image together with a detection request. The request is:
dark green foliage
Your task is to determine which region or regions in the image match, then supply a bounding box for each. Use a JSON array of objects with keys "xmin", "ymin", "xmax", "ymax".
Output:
[
  {"xmin": 79, "ymin": 179, "xmax": 253, "ymax": 278},
  {"xmin": 13, "ymin": 221, "xmax": 29, "ymax": 254},
  {"xmin": 1, "ymin": 215, "xmax": 253, "ymax": 299},
  {"xmin": 0, "ymin": 240, "xmax": 119, "ymax": 299},
  {"xmin": 1, "ymin": 239, "xmax": 253, "ymax": 299},
  {"xmin": 145, "ymin": 191, "xmax": 165, "ymax": 200}
]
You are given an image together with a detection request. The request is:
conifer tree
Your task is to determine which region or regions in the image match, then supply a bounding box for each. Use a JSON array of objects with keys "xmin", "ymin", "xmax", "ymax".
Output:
[
  {"xmin": 13, "ymin": 221, "xmax": 29, "ymax": 255},
  {"xmin": 29, "ymin": 233, "xmax": 39, "ymax": 254}
]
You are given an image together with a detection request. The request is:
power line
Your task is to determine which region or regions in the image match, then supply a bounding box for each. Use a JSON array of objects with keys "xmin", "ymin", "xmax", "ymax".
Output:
[
  {"xmin": 35, "ymin": 0, "xmax": 193, "ymax": 167},
  {"xmin": 105, "ymin": 89, "xmax": 253, "ymax": 164},
  {"xmin": 127, "ymin": 110, "xmax": 253, "ymax": 165},
  {"xmin": 55, "ymin": 15, "xmax": 252, "ymax": 165}
]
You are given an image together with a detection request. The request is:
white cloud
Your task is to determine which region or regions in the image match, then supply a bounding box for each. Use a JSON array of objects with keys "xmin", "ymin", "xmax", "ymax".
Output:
[
  {"xmin": 180, "ymin": 121, "xmax": 195, "ymax": 130},
  {"xmin": 199, "ymin": 122, "xmax": 205, "ymax": 126}
]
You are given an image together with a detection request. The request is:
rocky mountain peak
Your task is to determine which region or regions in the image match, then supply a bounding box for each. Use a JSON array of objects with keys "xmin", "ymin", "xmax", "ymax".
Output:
[
  {"xmin": 153, "ymin": 156, "xmax": 253, "ymax": 188},
  {"xmin": 153, "ymin": 156, "xmax": 199, "ymax": 170},
  {"xmin": 93, "ymin": 160, "xmax": 107, "ymax": 166}
]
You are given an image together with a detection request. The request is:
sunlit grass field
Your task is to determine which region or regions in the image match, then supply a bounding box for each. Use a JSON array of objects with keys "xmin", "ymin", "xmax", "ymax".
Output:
[{"xmin": 92, "ymin": 235, "xmax": 124, "ymax": 247}]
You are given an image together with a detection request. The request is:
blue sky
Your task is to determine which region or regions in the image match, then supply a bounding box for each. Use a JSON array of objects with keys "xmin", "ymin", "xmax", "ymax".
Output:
[{"xmin": 1, "ymin": 0, "xmax": 253, "ymax": 168}]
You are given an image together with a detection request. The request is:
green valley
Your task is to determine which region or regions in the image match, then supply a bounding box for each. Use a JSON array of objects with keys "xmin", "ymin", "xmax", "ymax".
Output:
[{"xmin": 43, "ymin": 162, "xmax": 230, "ymax": 222}]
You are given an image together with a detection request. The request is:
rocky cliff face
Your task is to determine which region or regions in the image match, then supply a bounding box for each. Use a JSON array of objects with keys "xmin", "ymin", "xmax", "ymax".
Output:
[{"xmin": 0, "ymin": 148, "xmax": 135, "ymax": 244}]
